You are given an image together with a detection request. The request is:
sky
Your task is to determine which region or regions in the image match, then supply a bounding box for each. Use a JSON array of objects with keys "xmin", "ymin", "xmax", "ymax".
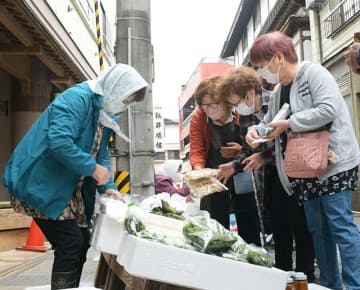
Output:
[{"xmin": 150, "ymin": 1, "xmax": 240, "ymax": 120}]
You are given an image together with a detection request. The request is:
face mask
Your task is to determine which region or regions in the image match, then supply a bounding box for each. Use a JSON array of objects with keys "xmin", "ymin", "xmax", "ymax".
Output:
[
  {"xmin": 235, "ymin": 99, "xmax": 255, "ymax": 116},
  {"xmin": 258, "ymin": 57, "xmax": 281, "ymax": 85},
  {"xmin": 205, "ymin": 104, "xmax": 225, "ymax": 121}
]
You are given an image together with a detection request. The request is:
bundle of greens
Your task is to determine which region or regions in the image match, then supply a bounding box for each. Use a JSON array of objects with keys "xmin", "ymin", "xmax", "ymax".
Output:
[
  {"xmin": 123, "ymin": 208, "xmax": 272, "ymax": 268},
  {"xmin": 223, "ymin": 239, "xmax": 273, "ymax": 268},
  {"xmin": 151, "ymin": 200, "xmax": 185, "ymax": 220},
  {"xmin": 183, "ymin": 216, "xmax": 238, "ymax": 254}
]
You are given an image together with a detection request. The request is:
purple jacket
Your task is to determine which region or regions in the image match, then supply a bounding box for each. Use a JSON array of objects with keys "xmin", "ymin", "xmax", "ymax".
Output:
[{"xmin": 155, "ymin": 174, "xmax": 190, "ymax": 197}]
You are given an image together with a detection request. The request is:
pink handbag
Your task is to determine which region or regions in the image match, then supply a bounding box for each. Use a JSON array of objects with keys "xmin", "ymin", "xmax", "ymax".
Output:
[{"xmin": 284, "ymin": 130, "xmax": 329, "ymax": 178}]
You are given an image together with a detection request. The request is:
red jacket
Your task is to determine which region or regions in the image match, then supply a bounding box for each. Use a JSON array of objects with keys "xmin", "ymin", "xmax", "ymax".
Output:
[{"xmin": 189, "ymin": 108, "xmax": 240, "ymax": 169}]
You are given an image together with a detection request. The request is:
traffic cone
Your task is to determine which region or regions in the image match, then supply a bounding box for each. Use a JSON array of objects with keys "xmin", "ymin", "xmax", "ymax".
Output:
[{"xmin": 16, "ymin": 219, "xmax": 49, "ymax": 252}]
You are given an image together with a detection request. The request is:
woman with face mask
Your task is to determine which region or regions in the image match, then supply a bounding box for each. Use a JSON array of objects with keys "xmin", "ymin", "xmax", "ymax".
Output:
[
  {"xmin": 189, "ymin": 75, "xmax": 261, "ymax": 246},
  {"xmin": 247, "ymin": 31, "xmax": 360, "ymax": 290},
  {"xmin": 219, "ymin": 67, "xmax": 316, "ymax": 282},
  {"xmin": 3, "ymin": 63, "xmax": 148, "ymax": 289}
]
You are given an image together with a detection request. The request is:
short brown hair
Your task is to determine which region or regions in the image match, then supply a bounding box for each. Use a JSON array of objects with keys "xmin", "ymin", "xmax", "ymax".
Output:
[
  {"xmin": 194, "ymin": 76, "xmax": 223, "ymax": 105},
  {"xmin": 217, "ymin": 66, "xmax": 262, "ymax": 103}
]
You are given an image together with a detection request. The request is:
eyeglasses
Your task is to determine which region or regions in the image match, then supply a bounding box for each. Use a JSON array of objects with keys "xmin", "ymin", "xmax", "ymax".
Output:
[{"xmin": 200, "ymin": 103, "xmax": 219, "ymax": 110}]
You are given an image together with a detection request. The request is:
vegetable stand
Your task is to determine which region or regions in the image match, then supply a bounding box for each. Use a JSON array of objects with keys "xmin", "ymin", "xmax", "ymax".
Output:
[{"xmin": 91, "ymin": 203, "xmax": 288, "ymax": 290}]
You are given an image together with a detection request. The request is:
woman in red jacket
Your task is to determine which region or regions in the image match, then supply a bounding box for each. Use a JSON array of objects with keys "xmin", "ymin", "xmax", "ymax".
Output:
[{"xmin": 189, "ymin": 75, "xmax": 261, "ymax": 246}]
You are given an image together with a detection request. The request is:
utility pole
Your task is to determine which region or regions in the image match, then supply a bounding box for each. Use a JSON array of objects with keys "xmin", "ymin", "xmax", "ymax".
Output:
[{"xmin": 115, "ymin": 0, "xmax": 154, "ymax": 201}]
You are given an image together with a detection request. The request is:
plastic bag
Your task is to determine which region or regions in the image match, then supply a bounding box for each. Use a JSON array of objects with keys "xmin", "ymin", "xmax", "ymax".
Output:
[
  {"xmin": 183, "ymin": 215, "xmax": 237, "ymax": 253},
  {"xmin": 184, "ymin": 168, "xmax": 228, "ymax": 197}
]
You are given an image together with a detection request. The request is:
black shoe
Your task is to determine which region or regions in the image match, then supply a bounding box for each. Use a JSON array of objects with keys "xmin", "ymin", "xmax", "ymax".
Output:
[{"xmin": 51, "ymin": 270, "xmax": 78, "ymax": 290}]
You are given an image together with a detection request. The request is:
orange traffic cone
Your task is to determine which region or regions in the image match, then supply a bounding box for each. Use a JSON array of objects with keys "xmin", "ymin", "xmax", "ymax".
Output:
[{"xmin": 16, "ymin": 219, "xmax": 49, "ymax": 252}]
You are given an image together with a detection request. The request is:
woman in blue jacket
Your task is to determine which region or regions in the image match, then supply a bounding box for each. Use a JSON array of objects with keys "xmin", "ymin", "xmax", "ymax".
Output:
[{"xmin": 3, "ymin": 63, "xmax": 148, "ymax": 289}]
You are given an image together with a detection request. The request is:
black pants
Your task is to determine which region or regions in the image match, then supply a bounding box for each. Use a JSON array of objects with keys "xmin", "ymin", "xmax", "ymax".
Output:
[
  {"xmin": 265, "ymin": 167, "xmax": 315, "ymax": 280},
  {"xmin": 200, "ymin": 189, "xmax": 261, "ymax": 246},
  {"xmin": 34, "ymin": 218, "xmax": 90, "ymax": 276}
]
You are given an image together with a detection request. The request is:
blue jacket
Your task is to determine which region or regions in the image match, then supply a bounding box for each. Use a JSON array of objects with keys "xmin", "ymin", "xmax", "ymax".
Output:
[{"xmin": 3, "ymin": 83, "xmax": 117, "ymax": 221}]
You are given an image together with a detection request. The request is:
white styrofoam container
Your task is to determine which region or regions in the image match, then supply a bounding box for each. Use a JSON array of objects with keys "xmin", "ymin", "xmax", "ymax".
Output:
[
  {"xmin": 90, "ymin": 213, "xmax": 127, "ymax": 255},
  {"xmin": 25, "ymin": 286, "xmax": 100, "ymax": 290},
  {"xmin": 117, "ymin": 235, "xmax": 288, "ymax": 290},
  {"xmin": 309, "ymin": 284, "xmax": 331, "ymax": 289}
]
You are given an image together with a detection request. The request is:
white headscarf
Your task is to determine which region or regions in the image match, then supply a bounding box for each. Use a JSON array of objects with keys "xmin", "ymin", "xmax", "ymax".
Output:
[
  {"xmin": 87, "ymin": 63, "xmax": 149, "ymax": 142},
  {"xmin": 156, "ymin": 159, "xmax": 183, "ymax": 181}
]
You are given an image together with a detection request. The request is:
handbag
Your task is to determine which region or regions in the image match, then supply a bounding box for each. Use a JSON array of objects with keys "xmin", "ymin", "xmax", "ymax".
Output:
[
  {"xmin": 233, "ymin": 171, "xmax": 253, "ymax": 194},
  {"xmin": 284, "ymin": 130, "xmax": 329, "ymax": 178}
]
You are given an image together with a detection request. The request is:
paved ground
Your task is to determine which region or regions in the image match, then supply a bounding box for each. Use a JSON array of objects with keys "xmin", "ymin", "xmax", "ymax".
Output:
[
  {"xmin": 0, "ymin": 247, "xmax": 100, "ymax": 290},
  {"xmin": 1, "ymin": 213, "xmax": 360, "ymax": 290}
]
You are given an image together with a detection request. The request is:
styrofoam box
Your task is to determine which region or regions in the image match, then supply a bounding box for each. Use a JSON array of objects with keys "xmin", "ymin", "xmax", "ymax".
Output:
[
  {"xmin": 117, "ymin": 234, "xmax": 288, "ymax": 290},
  {"xmin": 309, "ymin": 284, "xmax": 331, "ymax": 289},
  {"xmin": 25, "ymin": 286, "xmax": 100, "ymax": 290},
  {"xmin": 90, "ymin": 213, "xmax": 127, "ymax": 255}
]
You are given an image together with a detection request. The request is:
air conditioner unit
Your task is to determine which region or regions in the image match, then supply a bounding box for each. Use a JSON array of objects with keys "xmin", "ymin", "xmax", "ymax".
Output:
[{"xmin": 306, "ymin": 0, "xmax": 328, "ymax": 10}]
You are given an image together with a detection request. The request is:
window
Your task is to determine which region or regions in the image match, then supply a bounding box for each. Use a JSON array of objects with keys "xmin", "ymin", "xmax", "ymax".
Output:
[
  {"xmin": 253, "ymin": 0, "xmax": 261, "ymax": 31},
  {"xmin": 167, "ymin": 150, "xmax": 180, "ymax": 160},
  {"xmin": 155, "ymin": 152, "xmax": 165, "ymax": 160},
  {"xmin": 100, "ymin": 3, "xmax": 112, "ymax": 54},
  {"xmin": 242, "ymin": 30, "xmax": 248, "ymax": 53}
]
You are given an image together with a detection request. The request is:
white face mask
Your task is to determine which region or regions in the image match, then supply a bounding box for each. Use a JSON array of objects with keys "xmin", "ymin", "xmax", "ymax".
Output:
[
  {"xmin": 258, "ymin": 57, "xmax": 281, "ymax": 85},
  {"xmin": 235, "ymin": 100, "xmax": 255, "ymax": 116}
]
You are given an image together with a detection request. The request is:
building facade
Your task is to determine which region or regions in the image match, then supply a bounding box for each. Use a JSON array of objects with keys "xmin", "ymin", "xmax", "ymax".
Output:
[{"xmin": 0, "ymin": 0, "xmax": 116, "ymax": 251}]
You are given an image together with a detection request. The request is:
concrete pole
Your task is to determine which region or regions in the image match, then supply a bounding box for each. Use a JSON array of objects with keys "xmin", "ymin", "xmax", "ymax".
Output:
[{"xmin": 115, "ymin": 0, "xmax": 154, "ymax": 201}]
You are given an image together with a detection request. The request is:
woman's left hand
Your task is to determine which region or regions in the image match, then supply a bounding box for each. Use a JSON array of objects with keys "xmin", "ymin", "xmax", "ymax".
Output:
[
  {"xmin": 220, "ymin": 142, "xmax": 242, "ymax": 158},
  {"xmin": 242, "ymin": 153, "xmax": 264, "ymax": 171},
  {"xmin": 217, "ymin": 162, "xmax": 235, "ymax": 185},
  {"xmin": 105, "ymin": 189, "xmax": 124, "ymax": 201},
  {"xmin": 264, "ymin": 119, "xmax": 290, "ymax": 140}
]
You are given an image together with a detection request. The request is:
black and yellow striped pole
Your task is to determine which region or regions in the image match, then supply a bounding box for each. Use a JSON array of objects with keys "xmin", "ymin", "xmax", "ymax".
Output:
[
  {"xmin": 93, "ymin": 1, "xmax": 130, "ymax": 194},
  {"xmin": 94, "ymin": 0, "xmax": 104, "ymax": 72},
  {"xmin": 115, "ymin": 171, "xmax": 130, "ymax": 194}
]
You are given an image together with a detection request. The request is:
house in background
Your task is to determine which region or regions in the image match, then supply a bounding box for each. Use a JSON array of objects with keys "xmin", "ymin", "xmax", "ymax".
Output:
[{"xmin": 154, "ymin": 103, "xmax": 180, "ymax": 166}]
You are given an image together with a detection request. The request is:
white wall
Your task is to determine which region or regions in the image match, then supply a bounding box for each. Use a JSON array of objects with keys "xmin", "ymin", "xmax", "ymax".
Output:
[
  {"xmin": 46, "ymin": 0, "xmax": 116, "ymax": 74},
  {"xmin": 164, "ymin": 123, "xmax": 180, "ymax": 151}
]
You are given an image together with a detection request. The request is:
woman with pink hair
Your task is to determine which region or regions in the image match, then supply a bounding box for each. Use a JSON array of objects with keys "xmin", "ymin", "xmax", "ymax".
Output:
[{"xmin": 247, "ymin": 31, "xmax": 360, "ymax": 290}]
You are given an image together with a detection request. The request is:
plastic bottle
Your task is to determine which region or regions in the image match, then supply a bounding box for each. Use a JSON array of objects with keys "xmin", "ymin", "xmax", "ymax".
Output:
[
  {"xmin": 229, "ymin": 212, "xmax": 238, "ymax": 233},
  {"xmin": 265, "ymin": 103, "xmax": 291, "ymax": 135},
  {"xmin": 286, "ymin": 276, "xmax": 295, "ymax": 290},
  {"xmin": 294, "ymin": 272, "xmax": 308, "ymax": 290}
]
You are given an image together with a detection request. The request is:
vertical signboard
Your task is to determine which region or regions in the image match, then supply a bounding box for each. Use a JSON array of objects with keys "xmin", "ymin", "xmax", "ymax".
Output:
[{"xmin": 153, "ymin": 105, "xmax": 165, "ymax": 152}]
